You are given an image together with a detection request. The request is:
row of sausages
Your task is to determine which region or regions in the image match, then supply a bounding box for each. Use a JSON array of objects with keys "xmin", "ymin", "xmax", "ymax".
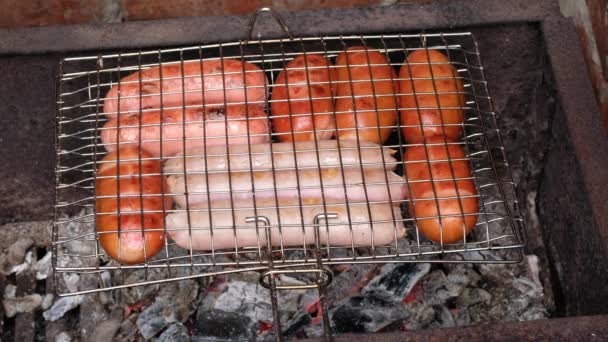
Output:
[
  {"xmin": 100, "ymin": 47, "xmax": 464, "ymax": 154},
  {"xmin": 96, "ymin": 142, "xmax": 405, "ymax": 264},
  {"xmin": 95, "ymin": 47, "xmax": 478, "ymax": 264}
]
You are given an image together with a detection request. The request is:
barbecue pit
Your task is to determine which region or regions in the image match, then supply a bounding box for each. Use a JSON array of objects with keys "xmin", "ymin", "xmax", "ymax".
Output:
[{"xmin": 0, "ymin": 1, "xmax": 607, "ymax": 341}]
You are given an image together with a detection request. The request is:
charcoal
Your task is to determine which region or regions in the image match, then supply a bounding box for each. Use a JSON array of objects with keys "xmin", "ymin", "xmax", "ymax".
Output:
[
  {"xmin": 156, "ymin": 323, "xmax": 189, "ymax": 342},
  {"xmin": 282, "ymin": 310, "xmax": 312, "ymax": 337},
  {"xmin": 55, "ymin": 332, "xmax": 73, "ymax": 342},
  {"xmin": 86, "ymin": 317, "xmax": 122, "ymax": 342},
  {"xmin": 455, "ymin": 288, "xmax": 492, "ymax": 307},
  {"xmin": 78, "ymin": 295, "xmax": 111, "ymax": 338},
  {"xmin": 428, "ymin": 304, "xmax": 456, "ymax": 328},
  {"xmin": 330, "ymin": 295, "xmax": 409, "ymax": 333},
  {"xmin": 322, "ymin": 264, "xmax": 379, "ymax": 308},
  {"xmin": 41, "ymin": 294, "xmax": 54, "ymax": 310},
  {"xmin": 421, "ymin": 270, "xmax": 463, "ymax": 305},
  {"xmin": 43, "ymin": 295, "xmax": 84, "ymax": 321},
  {"xmin": 361, "ymin": 263, "xmax": 431, "ymax": 302},
  {"xmin": 162, "ymin": 280, "xmax": 199, "ymax": 323},
  {"xmin": 33, "ymin": 251, "xmax": 52, "ymax": 280},
  {"xmin": 212, "ymin": 280, "xmax": 274, "ymax": 323},
  {"xmin": 8, "ymin": 250, "xmax": 33, "ymax": 275},
  {"xmin": 97, "ymin": 272, "xmax": 114, "ymax": 305},
  {"xmin": 512, "ymin": 277, "xmax": 542, "ymax": 298},
  {"xmin": 63, "ymin": 273, "xmax": 80, "ymax": 293},
  {"xmin": 404, "ymin": 305, "xmax": 435, "ymax": 331},
  {"xmin": 507, "ymin": 296, "xmax": 530, "ymax": 312},
  {"xmin": 120, "ymin": 271, "xmax": 161, "ymax": 306},
  {"xmin": 211, "ymin": 277, "xmax": 305, "ymax": 324},
  {"xmin": 194, "ymin": 309, "xmax": 255, "ymax": 341},
  {"xmin": 2, "ymin": 293, "xmax": 42, "ymax": 318},
  {"xmin": 137, "ymin": 299, "xmax": 169, "ymax": 339},
  {"xmin": 0, "ymin": 237, "xmax": 34, "ymax": 275},
  {"xmin": 114, "ymin": 314, "xmax": 139, "ymax": 342},
  {"xmin": 4, "ymin": 283, "xmax": 16, "ymax": 298},
  {"xmin": 452, "ymin": 306, "xmax": 472, "ymax": 327}
]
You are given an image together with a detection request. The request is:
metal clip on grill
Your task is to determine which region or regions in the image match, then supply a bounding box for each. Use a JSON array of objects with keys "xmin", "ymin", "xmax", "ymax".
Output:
[{"xmin": 53, "ymin": 7, "xmax": 526, "ymax": 341}]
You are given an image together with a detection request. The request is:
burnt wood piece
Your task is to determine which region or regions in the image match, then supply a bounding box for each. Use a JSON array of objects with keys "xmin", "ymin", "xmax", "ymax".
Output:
[{"xmin": 308, "ymin": 315, "xmax": 608, "ymax": 342}]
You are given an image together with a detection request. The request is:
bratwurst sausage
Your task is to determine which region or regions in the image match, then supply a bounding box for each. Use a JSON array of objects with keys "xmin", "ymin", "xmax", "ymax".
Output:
[
  {"xmin": 163, "ymin": 140, "xmax": 398, "ymax": 175},
  {"xmin": 166, "ymin": 168, "xmax": 405, "ymax": 208},
  {"xmin": 166, "ymin": 199, "xmax": 405, "ymax": 250},
  {"xmin": 271, "ymin": 55, "xmax": 336, "ymax": 141},
  {"xmin": 404, "ymin": 137, "xmax": 478, "ymax": 243},
  {"xmin": 95, "ymin": 147, "xmax": 171, "ymax": 264},
  {"xmin": 103, "ymin": 59, "xmax": 268, "ymax": 117},
  {"xmin": 101, "ymin": 105, "xmax": 270, "ymax": 157},
  {"xmin": 335, "ymin": 46, "xmax": 399, "ymax": 144},
  {"xmin": 399, "ymin": 50, "xmax": 465, "ymax": 143}
]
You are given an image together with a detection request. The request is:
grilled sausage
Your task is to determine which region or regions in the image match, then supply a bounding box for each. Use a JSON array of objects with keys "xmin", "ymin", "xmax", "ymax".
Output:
[
  {"xmin": 404, "ymin": 137, "xmax": 478, "ymax": 243},
  {"xmin": 95, "ymin": 147, "xmax": 171, "ymax": 264},
  {"xmin": 271, "ymin": 55, "xmax": 336, "ymax": 141},
  {"xmin": 101, "ymin": 105, "xmax": 270, "ymax": 157},
  {"xmin": 164, "ymin": 140, "xmax": 398, "ymax": 175},
  {"xmin": 335, "ymin": 46, "xmax": 399, "ymax": 144},
  {"xmin": 167, "ymin": 167, "xmax": 405, "ymax": 208},
  {"xmin": 166, "ymin": 199, "xmax": 405, "ymax": 250},
  {"xmin": 103, "ymin": 59, "xmax": 268, "ymax": 118},
  {"xmin": 399, "ymin": 50, "xmax": 465, "ymax": 143}
]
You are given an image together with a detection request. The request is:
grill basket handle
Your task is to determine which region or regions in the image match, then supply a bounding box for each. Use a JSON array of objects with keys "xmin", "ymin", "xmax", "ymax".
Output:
[{"xmin": 247, "ymin": 7, "xmax": 293, "ymax": 41}]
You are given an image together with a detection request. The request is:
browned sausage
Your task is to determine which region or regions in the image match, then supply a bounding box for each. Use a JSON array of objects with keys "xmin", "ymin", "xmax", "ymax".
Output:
[
  {"xmin": 103, "ymin": 59, "xmax": 268, "ymax": 117},
  {"xmin": 95, "ymin": 147, "xmax": 171, "ymax": 264},
  {"xmin": 101, "ymin": 105, "xmax": 270, "ymax": 157},
  {"xmin": 399, "ymin": 50, "xmax": 465, "ymax": 143},
  {"xmin": 404, "ymin": 137, "xmax": 478, "ymax": 243},
  {"xmin": 271, "ymin": 55, "xmax": 336, "ymax": 141},
  {"xmin": 335, "ymin": 46, "xmax": 399, "ymax": 144}
]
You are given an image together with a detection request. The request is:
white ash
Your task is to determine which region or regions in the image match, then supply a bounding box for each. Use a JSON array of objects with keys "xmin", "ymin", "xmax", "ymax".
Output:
[
  {"xmin": 86, "ymin": 318, "xmax": 123, "ymax": 342},
  {"xmin": 41, "ymin": 293, "xmax": 54, "ymax": 310},
  {"xmin": 114, "ymin": 315, "xmax": 139, "ymax": 342},
  {"xmin": 43, "ymin": 295, "xmax": 84, "ymax": 321},
  {"xmin": 136, "ymin": 279, "xmax": 200, "ymax": 339},
  {"xmin": 0, "ymin": 237, "xmax": 34, "ymax": 275},
  {"xmin": 9, "ymin": 250, "xmax": 33, "ymax": 275},
  {"xmin": 2, "ymin": 293, "xmax": 43, "ymax": 318},
  {"xmin": 78, "ymin": 294, "xmax": 112, "ymax": 338},
  {"xmin": 43, "ymin": 196, "xmax": 548, "ymax": 340},
  {"xmin": 54, "ymin": 332, "xmax": 72, "ymax": 342},
  {"xmin": 526, "ymin": 254, "xmax": 543, "ymax": 289},
  {"xmin": 4, "ymin": 283, "xmax": 17, "ymax": 298},
  {"xmin": 34, "ymin": 251, "xmax": 52, "ymax": 280},
  {"xmin": 63, "ymin": 273, "xmax": 80, "ymax": 293}
]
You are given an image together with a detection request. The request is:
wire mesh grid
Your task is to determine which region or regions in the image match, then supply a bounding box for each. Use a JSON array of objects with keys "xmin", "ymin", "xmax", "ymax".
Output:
[{"xmin": 53, "ymin": 32, "xmax": 525, "ymax": 295}]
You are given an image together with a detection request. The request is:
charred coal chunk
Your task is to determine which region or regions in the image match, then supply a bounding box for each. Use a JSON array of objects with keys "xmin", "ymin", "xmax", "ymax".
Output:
[
  {"xmin": 194, "ymin": 309, "xmax": 255, "ymax": 341},
  {"xmin": 331, "ymin": 295, "xmax": 409, "ymax": 334},
  {"xmin": 362, "ymin": 263, "xmax": 431, "ymax": 302}
]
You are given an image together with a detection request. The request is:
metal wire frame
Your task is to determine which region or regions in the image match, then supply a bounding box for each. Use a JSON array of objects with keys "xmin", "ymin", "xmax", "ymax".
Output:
[{"xmin": 53, "ymin": 32, "xmax": 526, "ymax": 295}]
